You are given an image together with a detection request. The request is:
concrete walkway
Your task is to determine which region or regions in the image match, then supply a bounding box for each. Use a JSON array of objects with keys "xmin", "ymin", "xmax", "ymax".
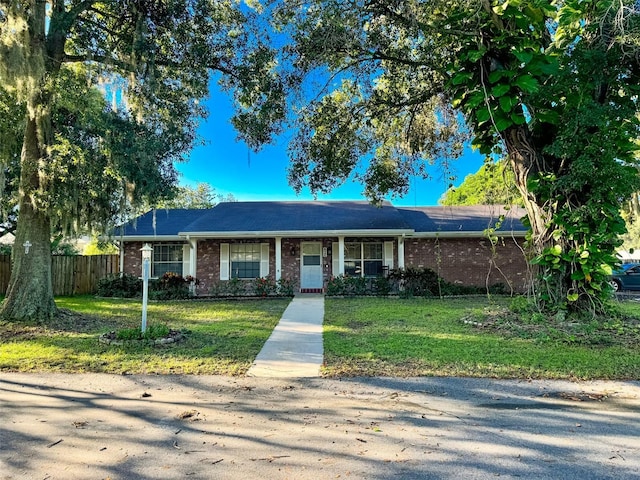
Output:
[{"xmin": 247, "ymin": 294, "xmax": 324, "ymax": 377}]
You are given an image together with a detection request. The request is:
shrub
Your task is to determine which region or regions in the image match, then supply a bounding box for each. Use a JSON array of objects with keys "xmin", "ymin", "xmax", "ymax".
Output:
[
  {"xmin": 387, "ymin": 268, "xmax": 507, "ymax": 297},
  {"xmin": 327, "ymin": 275, "xmax": 347, "ymax": 296},
  {"xmin": 372, "ymin": 275, "xmax": 392, "ymax": 295},
  {"xmin": 97, "ymin": 273, "xmax": 142, "ymax": 298},
  {"xmin": 208, "ymin": 277, "xmax": 249, "ymax": 296},
  {"xmin": 488, "ymin": 283, "xmax": 508, "ymax": 295},
  {"xmin": 510, "ymin": 295, "xmax": 531, "ymax": 313},
  {"xmin": 388, "ymin": 267, "xmax": 441, "ymax": 296},
  {"xmin": 348, "ymin": 276, "xmax": 368, "ymax": 295},
  {"xmin": 326, "ymin": 275, "xmax": 370, "ymax": 296},
  {"xmin": 276, "ymin": 277, "xmax": 296, "ymax": 296},
  {"xmin": 150, "ymin": 272, "xmax": 194, "ymax": 300},
  {"xmin": 208, "ymin": 281, "xmax": 225, "ymax": 296},
  {"xmin": 254, "ymin": 276, "xmax": 277, "ymax": 296},
  {"xmin": 209, "ymin": 276, "xmax": 296, "ymax": 297}
]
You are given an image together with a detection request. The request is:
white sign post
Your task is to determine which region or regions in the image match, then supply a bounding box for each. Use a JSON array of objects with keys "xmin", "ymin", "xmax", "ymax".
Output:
[{"xmin": 140, "ymin": 244, "xmax": 153, "ymax": 334}]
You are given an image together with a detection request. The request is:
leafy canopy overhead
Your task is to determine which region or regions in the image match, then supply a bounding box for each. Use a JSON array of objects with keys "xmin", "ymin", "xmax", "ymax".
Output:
[
  {"xmin": 273, "ymin": 0, "xmax": 639, "ymax": 198},
  {"xmin": 0, "ymin": 0, "xmax": 287, "ymax": 321},
  {"xmin": 271, "ymin": 0, "xmax": 640, "ymax": 313},
  {"xmin": 0, "ymin": 0, "xmax": 285, "ymax": 235}
]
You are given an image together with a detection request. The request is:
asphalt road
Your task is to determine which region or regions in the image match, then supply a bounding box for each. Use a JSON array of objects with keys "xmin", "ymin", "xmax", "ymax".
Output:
[{"xmin": 1, "ymin": 373, "xmax": 639, "ymax": 479}]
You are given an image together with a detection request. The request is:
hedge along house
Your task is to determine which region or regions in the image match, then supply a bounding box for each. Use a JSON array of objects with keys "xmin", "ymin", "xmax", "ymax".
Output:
[{"xmin": 119, "ymin": 201, "xmax": 530, "ymax": 294}]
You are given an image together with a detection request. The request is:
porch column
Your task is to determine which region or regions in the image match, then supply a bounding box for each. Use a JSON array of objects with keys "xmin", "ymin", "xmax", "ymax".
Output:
[
  {"xmin": 188, "ymin": 238, "xmax": 198, "ymax": 295},
  {"xmin": 398, "ymin": 235, "xmax": 405, "ymax": 270},
  {"xmin": 189, "ymin": 238, "xmax": 197, "ymax": 277},
  {"xmin": 275, "ymin": 237, "xmax": 282, "ymax": 281},
  {"xmin": 338, "ymin": 236, "xmax": 345, "ymax": 275}
]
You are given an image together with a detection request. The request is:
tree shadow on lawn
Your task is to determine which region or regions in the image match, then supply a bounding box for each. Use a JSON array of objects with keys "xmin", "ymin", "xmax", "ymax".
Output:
[
  {"xmin": 1, "ymin": 374, "xmax": 639, "ymax": 479},
  {"xmin": 6, "ymin": 327, "xmax": 273, "ymax": 375},
  {"xmin": 1, "ymin": 299, "xmax": 281, "ymax": 373}
]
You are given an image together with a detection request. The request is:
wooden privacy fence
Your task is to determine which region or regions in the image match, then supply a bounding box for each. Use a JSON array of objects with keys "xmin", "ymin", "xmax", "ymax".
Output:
[{"xmin": 0, "ymin": 254, "xmax": 120, "ymax": 296}]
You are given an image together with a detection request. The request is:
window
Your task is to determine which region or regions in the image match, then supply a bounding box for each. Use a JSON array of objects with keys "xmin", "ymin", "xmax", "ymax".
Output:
[
  {"xmin": 153, "ymin": 244, "xmax": 183, "ymax": 277},
  {"xmin": 363, "ymin": 243, "xmax": 383, "ymax": 276},
  {"xmin": 344, "ymin": 243, "xmax": 362, "ymax": 276},
  {"xmin": 302, "ymin": 243, "xmax": 321, "ymax": 266},
  {"xmin": 230, "ymin": 244, "xmax": 261, "ymax": 279},
  {"xmin": 344, "ymin": 242, "xmax": 383, "ymax": 277}
]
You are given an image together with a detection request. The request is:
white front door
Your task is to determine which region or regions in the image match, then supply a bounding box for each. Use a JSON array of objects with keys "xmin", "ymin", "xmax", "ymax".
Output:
[{"xmin": 301, "ymin": 242, "xmax": 323, "ymax": 289}]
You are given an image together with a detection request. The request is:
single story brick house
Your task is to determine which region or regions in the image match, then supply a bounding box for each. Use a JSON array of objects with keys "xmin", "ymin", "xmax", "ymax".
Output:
[{"xmin": 119, "ymin": 201, "xmax": 530, "ymax": 294}]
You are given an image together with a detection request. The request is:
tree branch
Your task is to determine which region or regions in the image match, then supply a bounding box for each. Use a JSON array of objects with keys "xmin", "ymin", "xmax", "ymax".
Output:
[{"xmin": 63, "ymin": 53, "xmax": 136, "ymax": 73}]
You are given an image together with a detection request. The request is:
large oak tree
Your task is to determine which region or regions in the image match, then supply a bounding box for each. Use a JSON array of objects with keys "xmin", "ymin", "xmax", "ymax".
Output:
[
  {"xmin": 0, "ymin": 0, "xmax": 284, "ymax": 321},
  {"xmin": 274, "ymin": 0, "xmax": 640, "ymax": 313}
]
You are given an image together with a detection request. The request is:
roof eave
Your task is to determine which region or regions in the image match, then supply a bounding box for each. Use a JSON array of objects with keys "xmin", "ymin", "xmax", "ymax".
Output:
[
  {"xmin": 120, "ymin": 230, "xmax": 526, "ymax": 241},
  {"xmin": 411, "ymin": 230, "xmax": 527, "ymax": 238},
  {"xmin": 119, "ymin": 235, "xmax": 186, "ymax": 242},
  {"xmin": 178, "ymin": 229, "xmax": 415, "ymax": 238}
]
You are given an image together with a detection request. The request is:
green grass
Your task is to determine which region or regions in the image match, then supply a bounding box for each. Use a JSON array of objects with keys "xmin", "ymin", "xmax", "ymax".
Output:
[
  {"xmin": 0, "ymin": 296, "xmax": 290, "ymax": 375},
  {"xmin": 2, "ymin": 294, "xmax": 639, "ymax": 379},
  {"xmin": 322, "ymin": 297, "xmax": 640, "ymax": 379}
]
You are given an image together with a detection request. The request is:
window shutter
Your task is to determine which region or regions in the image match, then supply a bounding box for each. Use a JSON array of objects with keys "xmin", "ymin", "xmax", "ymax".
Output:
[
  {"xmin": 220, "ymin": 243, "xmax": 229, "ymax": 280},
  {"xmin": 260, "ymin": 243, "xmax": 269, "ymax": 277},
  {"xmin": 182, "ymin": 244, "xmax": 190, "ymax": 277},
  {"xmin": 384, "ymin": 241, "xmax": 394, "ymax": 270},
  {"xmin": 332, "ymin": 242, "xmax": 339, "ymax": 276}
]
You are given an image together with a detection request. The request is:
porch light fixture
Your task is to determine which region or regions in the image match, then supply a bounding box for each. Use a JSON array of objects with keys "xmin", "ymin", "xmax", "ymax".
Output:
[
  {"xmin": 290, "ymin": 246, "xmax": 296, "ymax": 256},
  {"xmin": 140, "ymin": 243, "xmax": 153, "ymax": 334},
  {"xmin": 23, "ymin": 241, "xmax": 32, "ymax": 254}
]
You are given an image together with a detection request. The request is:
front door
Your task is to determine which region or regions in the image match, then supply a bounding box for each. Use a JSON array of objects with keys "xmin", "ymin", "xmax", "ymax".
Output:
[{"xmin": 301, "ymin": 242, "xmax": 323, "ymax": 290}]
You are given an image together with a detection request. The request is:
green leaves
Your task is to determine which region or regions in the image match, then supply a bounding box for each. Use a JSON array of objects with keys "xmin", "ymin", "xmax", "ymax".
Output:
[
  {"xmin": 275, "ymin": 0, "xmax": 640, "ymax": 317},
  {"xmin": 499, "ymin": 95, "xmax": 516, "ymax": 112},
  {"xmin": 440, "ymin": 159, "xmax": 521, "ymax": 206},
  {"xmin": 491, "ymin": 84, "xmax": 511, "ymax": 97},
  {"xmin": 514, "ymin": 75, "xmax": 539, "ymax": 93},
  {"xmin": 452, "ymin": 72, "xmax": 474, "ymax": 85}
]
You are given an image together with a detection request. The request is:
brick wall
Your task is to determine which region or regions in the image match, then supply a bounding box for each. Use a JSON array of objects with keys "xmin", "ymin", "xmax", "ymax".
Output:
[
  {"xmin": 195, "ymin": 239, "xmax": 220, "ymax": 294},
  {"xmin": 404, "ymin": 236, "xmax": 530, "ymax": 292},
  {"xmin": 198, "ymin": 238, "xmax": 338, "ymax": 292},
  {"xmin": 123, "ymin": 241, "xmax": 143, "ymax": 277},
  {"xmin": 280, "ymin": 238, "xmax": 301, "ymax": 288},
  {"xmin": 196, "ymin": 238, "xmax": 278, "ymax": 294},
  {"xmin": 122, "ymin": 234, "xmax": 530, "ymax": 294}
]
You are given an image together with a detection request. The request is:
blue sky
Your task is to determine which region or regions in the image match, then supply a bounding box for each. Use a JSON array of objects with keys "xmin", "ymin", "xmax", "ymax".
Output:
[{"xmin": 176, "ymin": 83, "xmax": 486, "ymax": 206}]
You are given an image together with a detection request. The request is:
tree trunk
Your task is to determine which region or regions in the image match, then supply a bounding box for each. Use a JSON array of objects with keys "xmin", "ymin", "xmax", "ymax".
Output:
[
  {"xmin": 2, "ymin": 204, "xmax": 56, "ymax": 322},
  {"xmin": 504, "ymin": 126, "xmax": 552, "ymax": 251},
  {"xmin": 504, "ymin": 124, "xmax": 601, "ymax": 309},
  {"xmin": 0, "ymin": 2, "xmax": 61, "ymax": 322},
  {"xmin": 503, "ymin": 125, "xmax": 572, "ymax": 304},
  {"xmin": 1, "ymin": 98, "xmax": 56, "ymax": 322}
]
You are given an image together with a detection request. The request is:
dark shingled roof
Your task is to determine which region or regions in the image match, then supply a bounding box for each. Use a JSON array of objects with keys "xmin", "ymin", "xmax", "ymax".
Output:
[
  {"xmin": 120, "ymin": 209, "xmax": 212, "ymax": 237},
  {"xmin": 119, "ymin": 202, "xmax": 527, "ymax": 237},
  {"xmin": 182, "ymin": 201, "xmax": 412, "ymax": 233},
  {"xmin": 397, "ymin": 205, "xmax": 527, "ymax": 233}
]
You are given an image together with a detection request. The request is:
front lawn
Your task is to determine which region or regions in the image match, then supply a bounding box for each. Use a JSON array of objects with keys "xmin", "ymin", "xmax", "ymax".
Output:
[
  {"xmin": 0, "ymin": 296, "xmax": 290, "ymax": 375},
  {"xmin": 323, "ymin": 297, "xmax": 640, "ymax": 379},
  {"xmin": 2, "ymin": 295, "xmax": 639, "ymax": 379}
]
